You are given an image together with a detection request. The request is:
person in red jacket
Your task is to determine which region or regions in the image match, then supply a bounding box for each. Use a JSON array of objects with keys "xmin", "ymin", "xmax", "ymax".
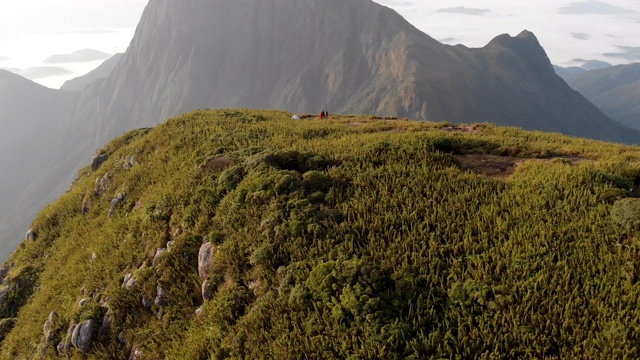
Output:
[{"xmin": 320, "ymin": 111, "xmax": 325, "ymax": 119}]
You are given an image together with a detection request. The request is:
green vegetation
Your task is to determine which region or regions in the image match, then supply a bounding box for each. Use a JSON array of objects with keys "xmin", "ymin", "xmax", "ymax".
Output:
[{"xmin": 2, "ymin": 109, "xmax": 640, "ymax": 359}]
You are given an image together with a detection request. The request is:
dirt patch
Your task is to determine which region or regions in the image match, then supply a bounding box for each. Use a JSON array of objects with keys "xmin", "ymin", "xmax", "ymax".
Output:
[
  {"xmin": 348, "ymin": 122, "xmax": 366, "ymax": 127},
  {"xmin": 457, "ymin": 154, "xmax": 589, "ymax": 178},
  {"xmin": 442, "ymin": 126, "xmax": 475, "ymax": 134},
  {"xmin": 205, "ymin": 155, "xmax": 235, "ymax": 172},
  {"xmin": 456, "ymin": 155, "xmax": 519, "ymax": 178}
]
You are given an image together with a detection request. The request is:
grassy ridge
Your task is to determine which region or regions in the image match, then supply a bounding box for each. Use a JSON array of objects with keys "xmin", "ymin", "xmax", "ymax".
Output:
[{"xmin": 1, "ymin": 109, "xmax": 640, "ymax": 359}]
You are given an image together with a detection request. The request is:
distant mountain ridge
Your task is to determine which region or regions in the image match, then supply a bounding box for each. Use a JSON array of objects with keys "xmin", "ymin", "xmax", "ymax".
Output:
[
  {"xmin": 0, "ymin": 0, "xmax": 639, "ymax": 262},
  {"xmin": 60, "ymin": 53, "xmax": 123, "ymax": 92},
  {"xmin": 555, "ymin": 63, "xmax": 640, "ymax": 130}
]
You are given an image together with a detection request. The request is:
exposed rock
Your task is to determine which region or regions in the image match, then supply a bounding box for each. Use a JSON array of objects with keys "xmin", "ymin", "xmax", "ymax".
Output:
[
  {"xmin": 166, "ymin": 241, "xmax": 175, "ymax": 251},
  {"xmin": 154, "ymin": 285, "xmax": 168, "ymax": 307},
  {"xmin": 109, "ymin": 192, "xmax": 127, "ymax": 216},
  {"xmin": 0, "ymin": 285, "xmax": 9, "ymax": 304},
  {"xmin": 71, "ymin": 319, "xmax": 97, "ymax": 353},
  {"xmin": 91, "ymin": 153, "xmax": 109, "ymax": 172},
  {"xmin": 117, "ymin": 331, "xmax": 126, "ymax": 344},
  {"xmin": 201, "ymin": 280, "xmax": 214, "ymax": 301},
  {"xmin": 121, "ymin": 273, "xmax": 136, "ymax": 290},
  {"xmin": 78, "ymin": 298, "xmax": 91, "ymax": 307},
  {"xmin": 0, "ymin": 318, "xmax": 16, "ymax": 342},
  {"xmin": 97, "ymin": 312, "xmax": 111, "ymax": 345},
  {"xmin": 43, "ymin": 311, "xmax": 58, "ymax": 342},
  {"xmin": 26, "ymin": 229, "xmax": 37, "ymax": 241},
  {"xmin": 142, "ymin": 297, "xmax": 153, "ymax": 308},
  {"xmin": 81, "ymin": 193, "xmax": 91, "ymax": 215},
  {"xmin": 152, "ymin": 248, "xmax": 167, "ymax": 267},
  {"xmin": 94, "ymin": 172, "xmax": 112, "ymax": 196},
  {"xmin": 128, "ymin": 344, "xmax": 143, "ymax": 360},
  {"xmin": 0, "ymin": 266, "xmax": 11, "ymax": 284},
  {"xmin": 123, "ymin": 155, "xmax": 137, "ymax": 170},
  {"xmin": 198, "ymin": 242, "xmax": 216, "ymax": 279},
  {"xmin": 195, "ymin": 306, "xmax": 204, "ymax": 317},
  {"xmin": 57, "ymin": 323, "xmax": 76, "ymax": 358}
]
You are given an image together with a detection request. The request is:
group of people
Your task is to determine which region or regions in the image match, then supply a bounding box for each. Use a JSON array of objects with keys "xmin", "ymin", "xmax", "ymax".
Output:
[{"xmin": 319, "ymin": 111, "xmax": 330, "ymax": 119}]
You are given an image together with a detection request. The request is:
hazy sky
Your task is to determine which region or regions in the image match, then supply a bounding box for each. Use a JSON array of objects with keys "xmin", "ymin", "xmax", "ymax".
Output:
[{"xmin": 1, "ymin": 0, "xmax": 639, "ymax": 89}]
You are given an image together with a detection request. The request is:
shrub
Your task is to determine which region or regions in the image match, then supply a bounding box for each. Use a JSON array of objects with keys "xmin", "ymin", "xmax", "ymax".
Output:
[{"xmin": 611, "ymin": 198, "xmax": 640, "ymax": 229}]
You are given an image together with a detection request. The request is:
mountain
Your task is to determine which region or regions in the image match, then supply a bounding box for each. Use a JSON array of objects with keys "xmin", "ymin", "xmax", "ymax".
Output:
[
  {"xmin": 568, "ymin": 63, "xmax": 640, "ymax": 129},
  {"xmin": 0, "ymin": 70, "xmax": 78, "ymax": 262},
  {"xmin": 72, "ymin": 0, "xmax": 637, "ymax": 146},
  {"xmin": 2, "ymin": 109, "xmax": 640, "ymax": 358},
  {"xmin": 60, "ymin": 53, "xmax": 123, "ymax": 92},
  {"xmin": 553, "ymin": 65, "xmax": 587, "ymax": 82},
  {"xmin": 0, "ymin": 0, "xmax": 639, "ymax": 264}
]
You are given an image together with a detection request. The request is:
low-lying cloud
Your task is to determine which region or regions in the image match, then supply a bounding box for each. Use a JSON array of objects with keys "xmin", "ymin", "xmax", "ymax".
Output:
[
  {"xmin": 603, "ymin": 46, "xmax": 640, "ymax": 61},
  {"xmin": 3, "ymin": 66, "xmax": 71, "ymax": 80},
  {"xmin": 45, "ymin": 49, "xmax": 112, "ymax": 64},
  {"xmin": 570, "ymin": 32, "xmax": 590, "ymax": 40},
  {"xmin": 436, "ymin": 6, "xmax": 490, "ymax": 16},
  {"xmin": 559, "ymin": 0, "xmax": 633, "ymax": 15}
]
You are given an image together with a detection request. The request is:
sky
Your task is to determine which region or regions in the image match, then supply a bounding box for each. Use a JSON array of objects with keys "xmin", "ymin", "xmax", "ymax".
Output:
[{"xmin": 1, "ymin": 0, "xmax": 639, "ymax": 89}]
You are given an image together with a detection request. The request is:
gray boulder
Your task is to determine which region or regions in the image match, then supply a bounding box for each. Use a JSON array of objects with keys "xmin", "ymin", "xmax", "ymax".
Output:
[
  {"xmin": 198, "ymin": 242, "xmax": 216, "ymax": 279},
  {"xmin": 57, "ymin": 322, "xmax": 76, "ymax": 357},
  {"xmin": 91, "ymin": 153, "xmax": 108, "ymax": 172},
  {"xmin": 26, "ymin": 229, "xmax": 37, "ymax": 241},
  {"xmin": 71, "ymin": 319, "xmax": 97, "ymax": 353},
  {"xmin": 201, "ymin": 280, "xmax": 214, "ymax": 301},
  {"xmin": 78, "ymin": 298, "xmax": 91, "ymax": 307},
  {"xmin": 43, "ymin": 311, "xmax": 58, "ymax": 342},
  {"xmin": 123, "ymin": 155, "xmax": 136, "ymax": 170},
  {"xmin": 121, "ymin": 273, "xmax": 136, "ymax": 290},
  {"xmin": 98, "ymin": 312, "xmax": 112, "ymax": 345},
  {"xmin": 154, "ymin": 285, "xmax": 168, "ymax": 307},
  {"xmin": 152, "ymin": 248, "xmax": 167, "ymax": 267},
  {"xmin": 94, "ymin": 172, "xmax": 112, "ymax": 196}
]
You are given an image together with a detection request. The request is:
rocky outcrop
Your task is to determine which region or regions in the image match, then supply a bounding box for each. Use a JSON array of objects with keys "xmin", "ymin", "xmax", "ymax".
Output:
[
  {"xmin": 97, "ymin": 312, "xmax": 112, "ymax": 345},
  {"xmin": 121, "ymin": 273, "xmax": 136, "ymax": 290},
  {"xmin": 71, "ymin": 319, "xmax": 97, "ymax": 353},
  {"xmin": 198, "ymin": 242, "xmax": 216, "ymax": 279},
  {"xmin": 94, "ymin": 172, "xmax": 112, "ymax": 196},
  {"xmin": 26, "ymin": 229, "xmax": 37, "ymax": 241},
  {"xmin": 123, "ymin": 155, "xmax": 136, "ymax": 170},
  {"xmin": 91, "ymin": 153, "xmax": 109, "ymax": 172},
  {"xmin": 152, "ymin": 248, "xmax": 167, "ymax": 266},
  {"xmin": 43, "ymin": 311, "xmax": 58, "ymax": 342},
  {"xmin": 57, "ymin": 322, "xmax": 76, "ymax": 357},
  {"xmin": 154, "ymin": 284, "xmax": 168, "ymax": 307},
  {"xmin": 201, "ymin": 280, "xmax": 213, "ymax": 301},
  {"xmin": 109, "ymin": 192, "xmax": 127, "ymax": 216}
]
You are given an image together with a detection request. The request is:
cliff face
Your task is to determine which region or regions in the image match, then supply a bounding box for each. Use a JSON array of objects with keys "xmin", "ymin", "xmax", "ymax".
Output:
[{"xmin": 73, "ymin": 0, "xmax": 637, "ymax": 145}]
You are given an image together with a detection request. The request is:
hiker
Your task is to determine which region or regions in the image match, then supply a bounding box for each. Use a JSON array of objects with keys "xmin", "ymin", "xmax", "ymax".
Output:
[
  {"xmin": 319, "ymin": 111, "xmax": 325, "ymax": 119},
  {"xmin": 324, "ymin": 111, "xmax": 329, "ymax": 119}
]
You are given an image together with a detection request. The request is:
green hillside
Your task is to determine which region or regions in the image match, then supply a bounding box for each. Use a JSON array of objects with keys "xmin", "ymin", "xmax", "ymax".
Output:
[{"xmin": 2, "ymin": 109, "xmax": 640, "ymax": 359}]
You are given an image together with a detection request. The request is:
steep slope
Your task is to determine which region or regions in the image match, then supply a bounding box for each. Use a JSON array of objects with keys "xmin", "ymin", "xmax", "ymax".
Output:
[
  {"xmin": 72, "ymin": 0, "xmax": 638, "ymax": 146},
  {"xmin": 60, "ymin": 53, "xmax": 124, "ymax": 92},
  {"xmin": 2, "ymin": 110, "xmax": 640, "ymax": 358},
  {"xmin": 1, "ymin": 0, "xmax": 639, "ymax": 262},
  {"xmin": 0, "ymin": 70, "xmax": 78, "ymax": 262},
  {"xmin": 569, "ymin": 63, "xmax": 640, "ymax": 129}
]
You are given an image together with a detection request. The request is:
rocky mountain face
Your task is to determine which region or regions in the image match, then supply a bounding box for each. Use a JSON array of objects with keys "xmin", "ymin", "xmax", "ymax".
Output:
[
  {"xmin": 568, "ymin": 63, "xmax": 640, "ymax": 130},
  {"xmin": 73, "ymin": 0, "xmax": 638, "ymax": 145},
  {"xmin": 0, "ymin": 0, "xmax": 639, "ymax": 262}
]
